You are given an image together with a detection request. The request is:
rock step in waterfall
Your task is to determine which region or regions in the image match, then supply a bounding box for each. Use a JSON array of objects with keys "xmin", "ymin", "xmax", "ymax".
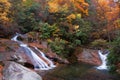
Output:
[
  {"xmin": 11, "ymin": 33, "xmax": 56, "ymax": 70},
  {"xmin": 96, "ymin": 50, "xmax": 109, "ymax": 70}
]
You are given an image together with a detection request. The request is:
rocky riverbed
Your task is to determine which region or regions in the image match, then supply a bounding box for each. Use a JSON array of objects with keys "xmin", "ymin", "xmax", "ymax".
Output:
[{"xmin": 0, "ymin": 37, "xmax": 118, "ymax": 80}]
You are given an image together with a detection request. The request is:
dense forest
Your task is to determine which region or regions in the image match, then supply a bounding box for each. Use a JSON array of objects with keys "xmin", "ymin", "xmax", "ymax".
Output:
[{"xmin": 0, "ymin": 0, "xmax": 120, "ymax": 75}]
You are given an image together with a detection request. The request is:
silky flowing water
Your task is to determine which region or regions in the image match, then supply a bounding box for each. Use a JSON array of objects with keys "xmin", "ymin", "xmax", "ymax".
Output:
[
  {"xmin": 96, "ymin": 50, "xmax": 109, "ymax": 70},
  {"xmin": 41, "ymin": 63, "xmax": 119, "ymax": 80},
  {"xmin": 11, "ymin": 33, "xmax": 56, "ymax": 70}
]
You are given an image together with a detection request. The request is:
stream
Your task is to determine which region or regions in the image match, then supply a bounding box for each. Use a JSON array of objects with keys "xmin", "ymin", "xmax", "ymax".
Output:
[
  {"xmin": 40, "ymin": 50, "xmax": 120, "ymax": 80},
  {"xmin": 11, "ymin": 33, "xmax": 56, "ymax": 70},
  {"xmin": 41, "ymin": 63, "xmax": 119, "ymax": 80},
  {"xmin": 11, "ymin": 33, "xmax": 120, "ymax": 80}
]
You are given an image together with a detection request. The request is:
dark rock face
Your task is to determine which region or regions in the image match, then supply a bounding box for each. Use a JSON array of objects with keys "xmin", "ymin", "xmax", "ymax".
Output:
[
  {"xmin": 77, "ymin": 49, "xmax": 102, "ymax": 66},
  {"xmin": 3, "ymin": 61, "xmax": 42, "ymax": 80}
]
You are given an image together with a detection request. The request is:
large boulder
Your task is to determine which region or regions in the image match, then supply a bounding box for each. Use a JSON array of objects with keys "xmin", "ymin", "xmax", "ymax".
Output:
[
  {"xmin": 0, "ymin": 39, "xmax": 34, "ymax": 67},
  {"xmin": 76, "ymin": 48, "xmax": 102, "ymax": 66},
  {"xmin": 3, "ymin": 61, "xmax": 42, "ymax": 80}
]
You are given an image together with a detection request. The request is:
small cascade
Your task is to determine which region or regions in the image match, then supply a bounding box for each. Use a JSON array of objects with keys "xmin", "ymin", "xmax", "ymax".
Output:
[
  {"xmin": 11, "ymin": 33, "xmax": 21, "ymax": 43},
  {"xmin": 11, "ymin": 33, "xmax": 56, "ymax": 70},
  {"xmin": 34, "ymin": 47, "xmax": 56, "ymax": 68},
  {"xmin": 96, "ymin": 50, "xmax": 109, "ymax": 70}
]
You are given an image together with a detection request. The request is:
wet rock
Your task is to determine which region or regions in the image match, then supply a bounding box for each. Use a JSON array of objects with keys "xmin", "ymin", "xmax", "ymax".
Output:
[
  {"xmin": 0, "ymin": 39, "xmax": 33, "ymax": 66},
  {"xmin": 0, "ymin": 39, "xmax": 20, "ymax": 62},
  {"xmin": 10, "ymin": 54, "xmax": 27, "ymax": 63},
  {"xmin": 0, "ymin": 39, "xmax": 19, "ymax": 52},
  {"xmin": 0, "ymin": 38, "xmax": 68, "ymax": 69},
  {"xmin": 29, "ymin": 43, "xmax": 69, "ymax": 64},
  {"xmin": 77, "ymin": 49, "xmax": 102, "ymax": 66},
  {"xmin": 3, "ymin": 61, "xmax": 42, "ymax": 80},
  {"xmin": 0, "ymin": 65, "xmax": 3, "ymax": 80}
]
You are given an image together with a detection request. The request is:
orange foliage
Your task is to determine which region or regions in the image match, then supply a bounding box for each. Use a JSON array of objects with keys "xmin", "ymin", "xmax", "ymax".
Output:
[
  {"xmin": 48, "ymin": 0, "xmax": 89, "ymax": 15},
  {"xmin": 67, "ymin": 14, "xmax": 76, "ymax": 22},
  {"xmin": 94, "ymin": 0, "xmax": 120, "ymax": 32},
  {"xmin": 74, "ymin": 0, "xmax": 89, "ymax": 15},
  {"xmin": 48, "ymin": 0, "xmax": 69, "ymax": 13},
  {"xmin": 96, "ymin": 0, "xmax": 119, "ymax": 21},
  {"xmin": 0, "ymin": 0, "xmax": 11, "ymax": 23}
]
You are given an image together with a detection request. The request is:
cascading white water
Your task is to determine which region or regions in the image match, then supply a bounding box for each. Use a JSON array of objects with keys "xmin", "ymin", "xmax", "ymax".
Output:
[
  {"xmin": 96, "ymin": 50, "xmax": 109, "ymax": 70},
  {"xmin": 34, "ymin": 47, "xmax": 56, "ymax": 68},
  {"xmin": 11, "ymin": 33, "xmax": 56, "ymax": 70}
]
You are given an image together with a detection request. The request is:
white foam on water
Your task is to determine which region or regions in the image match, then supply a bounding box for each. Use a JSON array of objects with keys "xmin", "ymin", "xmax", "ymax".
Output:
[
  {"xmin": 96, "ymin": 50, "xmax": 109, "ymax": 70},
  {"xmin": 34, "ymin": 47, "xmax": 56, "ymax": 68},
  {"xmin": 11, "ymin": 33, "xmax": 56, "ymax": 70}
]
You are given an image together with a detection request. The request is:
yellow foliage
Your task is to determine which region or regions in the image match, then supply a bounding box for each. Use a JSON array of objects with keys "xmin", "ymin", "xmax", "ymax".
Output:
[
  {"xmin": 76, "ymin": 13, "xmax": 81, "ymax": 18},
  {"xmin": 67, "ymin": 13, "xmax": 82, "ymax": 22},
  {"xmin": 48, "ymin": 0, "xmax": 89, "ymax": 15},
  {"xmin": 67, "ymin": 14, "xmax": 76, "ymax": 22},
  {"xmin": 0, "ymin": 0, "xmax": 11, "ymax": 23},
  {"xmin": 96, "ymin": 0, "xmax": 119, "ymax": 21},
  {"xmin": 48, "ymin": 0, "xmax": 69, "ymax": 13},
  {"xmin": 47, "ymin": 39, "xmax": 52, "ymax": 43},
  {"xmin": 74, "ymin": 0, "xmax": 89, "ymax": 15},
  {"xmin": 74, "ymin": 25, "xmax": 79, "ymax": 30},
  {"xmin": 67, "ymin": 14, "xmax": 76, "ymax": 20},
  {"xmin": 114, "ymin": 19, "xmax": 120, "ymax": 28}
]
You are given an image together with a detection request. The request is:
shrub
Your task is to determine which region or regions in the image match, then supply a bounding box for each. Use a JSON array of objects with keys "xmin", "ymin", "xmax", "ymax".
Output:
[
  {"xmin": 107, "ymin": 37, "xmax": 120, "ymax": 74},
  {"xmin": 49, "ymin": 38, "xmax": 74, "ymax": 58},
  {"xmin": 39, "ymin": 23, "xmax": 60, "ymax": 39},
  {"xmin": 91, "ymin": 39, "xmax": 108, "ymax": 48},
  {"xmin": 15, "ymin": 0, "xmax": 40, "ymax": 33},
  {"xmin": 49, "ymin": 38, "xmax": 66, "ymax": 57}
]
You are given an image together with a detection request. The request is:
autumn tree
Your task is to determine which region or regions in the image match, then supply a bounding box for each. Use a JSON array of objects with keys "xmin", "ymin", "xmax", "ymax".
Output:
[
  {"xmin": 0, "ymin": 0, "xmax": 11, "ymax": 24},
  {"xmin": 0, "ymin": 0, "xmax": 19, "ymax": 38},
  {"xmin": 92, "ymin": 0, "xmax": 120, "ymax": 41},
  {"xmin": 48, "ymin": 0, "xmax": 89, "ymax": 15}
]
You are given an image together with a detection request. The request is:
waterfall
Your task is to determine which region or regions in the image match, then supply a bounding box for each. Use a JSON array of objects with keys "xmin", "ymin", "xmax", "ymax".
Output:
[
  {"xmin": 96, "ymin": 50, "xmax": 109, "ymax": 70},
  {"xmin": 11, "ymin": 33, "xmax": 56, "ymax": 70},
  {"xmin": 34, "ymin": 47, "xmax": 56, "ymax": 68}
]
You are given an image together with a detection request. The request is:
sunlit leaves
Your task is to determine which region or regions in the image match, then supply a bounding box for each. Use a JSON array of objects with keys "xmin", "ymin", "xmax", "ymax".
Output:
[
  {"xmin": 0, "ymin": 0, "xmax": 11, "ymax": 23},
  {"xmin": 48, "ymin": 0, "xmax": 89, "ymax": 15},
  {"xmin": 67, "ymin": 14, "xmax": 76, "ymax": 22},
  {"xmin": 95, "ymin": 0, "xmax": 119, "ymax": 21},
  {"xmin": 48, "ymin": 0, "xmax": 69, "ymax": 13},
  {"xmin": 74, "ymin": 0, "xmax": 89, "ymax": 15},
  {"xmin": 114, "ymin": 18, "xmax": 120, "ymax": 28},
  {"xmin": 66, "ymin": 13, "xmax": 82, "ymax": 23}
]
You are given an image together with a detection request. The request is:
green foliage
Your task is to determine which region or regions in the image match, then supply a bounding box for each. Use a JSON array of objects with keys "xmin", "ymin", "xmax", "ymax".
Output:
[
  {"xmin": 39, "ymin": 23, "xmax": 59, "ymax": 39},
  {"xmin": 74, "ymin": 30, "xmax": 88, "ymax": 44},
  {"xmin": 91, "ymin": 39, "xmax": 108, "ymax": 48},
  {"xmin": 22, "ymin": 0, "xmax": 36, "ymax": 7},
  {"xmin": 74, "ymin": 18, "xmax": 91, "ymax": 44},
  {"xmin": 49, "ymin": 38, "xmax": 66, "ymax": 55},
  {"xmin": 13, "ymin": 0, "xmax": 40, "ymax": 33},
  {"xmin": 108, "ymin": 37, "xmax": 120, "ymax": 74},
  {"xmin": 49, "ymin": 38, "xmax": 74, "ymax": 58}
]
